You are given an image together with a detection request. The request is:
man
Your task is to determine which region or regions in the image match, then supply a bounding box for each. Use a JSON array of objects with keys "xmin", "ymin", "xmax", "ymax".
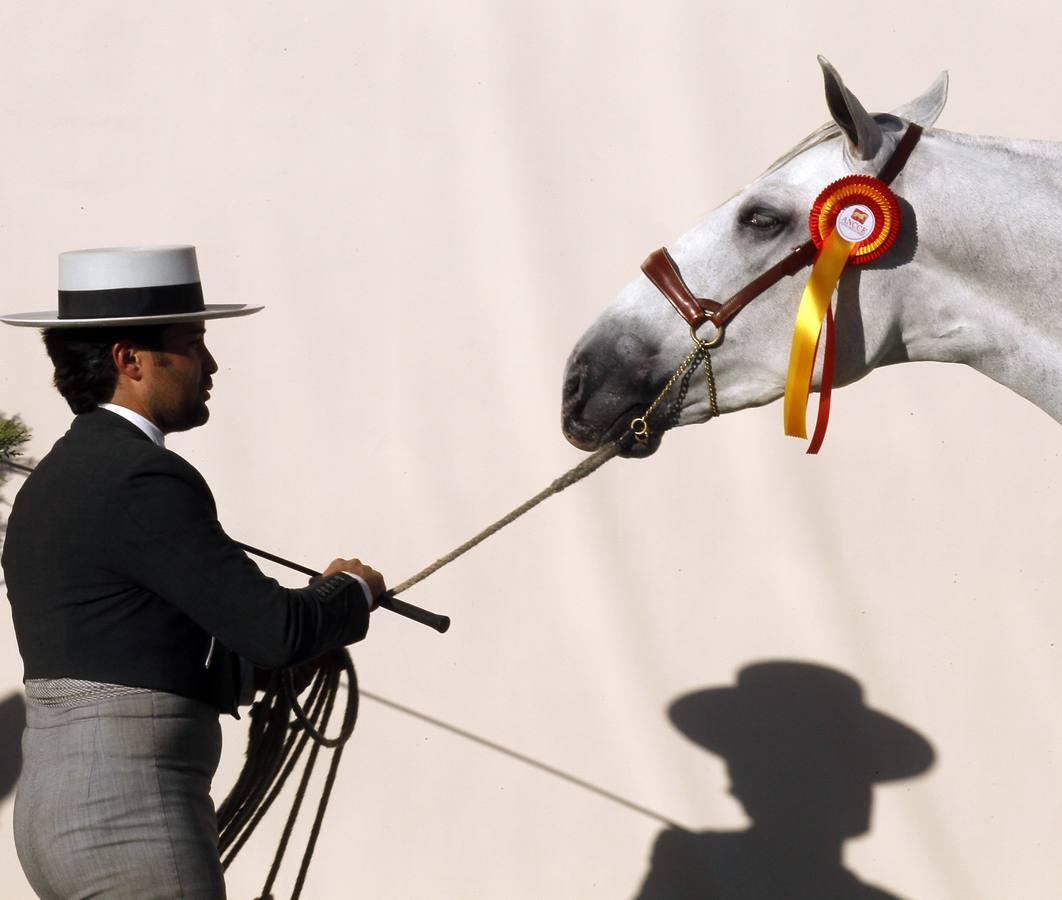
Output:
[{"xmin": 1, "ymin": 245, "xmax": 384, "ymax": 899}]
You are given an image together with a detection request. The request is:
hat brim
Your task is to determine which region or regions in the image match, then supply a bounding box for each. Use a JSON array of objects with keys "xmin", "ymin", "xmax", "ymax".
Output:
[
  {"xmin": 0, "ymin": 304, "xmax": 264, "ymax": 328},
  {"xmin": 669, "ymin": 685, "xmax": 935, "ymax": 782}
]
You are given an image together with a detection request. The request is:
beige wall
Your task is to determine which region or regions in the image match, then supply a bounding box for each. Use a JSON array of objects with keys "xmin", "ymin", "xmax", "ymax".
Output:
[{"xmin": 2, "ymin": 2, "xmax": 1062, "ymax": 897}]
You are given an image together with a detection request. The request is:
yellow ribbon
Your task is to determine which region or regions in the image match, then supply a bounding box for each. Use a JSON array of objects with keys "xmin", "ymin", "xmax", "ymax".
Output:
[{"xmin": 783, "ymin": 228, "xmax": 853, "ymax": 439}]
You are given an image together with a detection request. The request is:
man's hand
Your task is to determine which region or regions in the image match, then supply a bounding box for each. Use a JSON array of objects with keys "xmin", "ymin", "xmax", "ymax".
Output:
[
  {"xmin": 254, "ymin": 651, "xmax": 336, "ymax": 695},
  {"xmin": 322, "ymin": 557, "xmax": 386, "ymax": 607}
]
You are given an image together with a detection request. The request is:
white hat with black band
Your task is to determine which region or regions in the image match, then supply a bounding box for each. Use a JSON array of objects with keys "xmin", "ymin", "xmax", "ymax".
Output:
[{"xmin": 1, "ymin": 245, "xmax": 263, "ymax": 327}]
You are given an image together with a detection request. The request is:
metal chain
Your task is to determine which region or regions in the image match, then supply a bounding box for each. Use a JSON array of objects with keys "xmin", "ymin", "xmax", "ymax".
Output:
[
  {"xmin": 663, "ymin": 348, "xmax": 700, "ymax": 429},
  {"xmin": 630, "ymin": 343, "xmax": 704, "ymax": 440},
  {"xmin": 633, "ymin": 339, "xmax": 720, "ymax": 441},
  {"xmin": 703, "ymin": 346, "xmax": 720, "ymax": 418}
]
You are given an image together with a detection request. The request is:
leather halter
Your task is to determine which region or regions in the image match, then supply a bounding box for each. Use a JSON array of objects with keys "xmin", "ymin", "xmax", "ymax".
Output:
[{"xmin": 641, "ymin": 124, "xmax": 924, "ymax": 338}]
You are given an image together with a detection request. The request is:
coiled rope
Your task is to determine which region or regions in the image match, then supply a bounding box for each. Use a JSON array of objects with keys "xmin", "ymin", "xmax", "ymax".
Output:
[{"xmin": 218, "ymin": 650, "xmax": 357, "ymax": 900}]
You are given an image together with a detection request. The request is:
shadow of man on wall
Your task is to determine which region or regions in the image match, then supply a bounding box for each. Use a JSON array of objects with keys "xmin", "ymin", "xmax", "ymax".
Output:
[
  {"xmin": 0, "ymin": 692, "xmax": 26, "ymax": 810},
  {"xmin": 634, "ymin": 661, "xmax": 935, "ymax": 900}
]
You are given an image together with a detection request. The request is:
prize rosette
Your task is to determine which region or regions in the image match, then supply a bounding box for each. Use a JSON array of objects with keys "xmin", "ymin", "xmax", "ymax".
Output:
[
  {"xmin": 809, "ymin": 175, "xmax": 901, "ymax": 264},
  {"xmin": 784, "ymin": 175, "xmax": 901, "ymax": 452}
]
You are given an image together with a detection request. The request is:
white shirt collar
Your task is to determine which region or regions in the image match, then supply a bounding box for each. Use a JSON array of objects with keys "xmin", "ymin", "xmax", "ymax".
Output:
[{"xmin": 99, "ymin": 403, "xmax": 166, "ymax": 448}]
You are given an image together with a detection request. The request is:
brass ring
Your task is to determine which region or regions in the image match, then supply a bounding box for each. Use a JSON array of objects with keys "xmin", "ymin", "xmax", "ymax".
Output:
[
  {"xmin": 630, "ymin": 417, "xmax": 650, "ymax": 440},
  {"xmin": 690, "ymin": 320, "xmax": 724, "ymax": 349}
]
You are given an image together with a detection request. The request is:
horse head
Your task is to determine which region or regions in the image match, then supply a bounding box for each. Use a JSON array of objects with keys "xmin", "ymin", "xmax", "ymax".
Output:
[{"xmin": 562, "ymin": 58, "xmax": 949, "ymax": 457}]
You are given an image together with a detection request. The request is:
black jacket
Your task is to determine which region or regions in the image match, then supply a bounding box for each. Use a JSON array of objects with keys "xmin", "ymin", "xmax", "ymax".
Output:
[{"xmin": 2, "ymin": 407, "xmax": 369, "ymax": 713}]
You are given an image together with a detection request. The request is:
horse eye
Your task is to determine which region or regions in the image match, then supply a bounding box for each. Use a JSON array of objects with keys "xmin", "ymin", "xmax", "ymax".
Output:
[{"xmin": 740, "ymin": 209, "xmax": 784, "ymax": 231}]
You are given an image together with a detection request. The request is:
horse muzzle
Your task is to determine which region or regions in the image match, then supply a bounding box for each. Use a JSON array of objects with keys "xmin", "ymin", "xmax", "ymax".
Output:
[{"xmin": 561, "ymin": 342, "xmax": 663, "ymax": 458}]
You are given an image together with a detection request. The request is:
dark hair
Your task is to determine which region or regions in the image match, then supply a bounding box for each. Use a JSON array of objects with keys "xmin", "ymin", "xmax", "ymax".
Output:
[{"xmin": 42, "ymin": 325, "xmax": 169, "ymax": 414}]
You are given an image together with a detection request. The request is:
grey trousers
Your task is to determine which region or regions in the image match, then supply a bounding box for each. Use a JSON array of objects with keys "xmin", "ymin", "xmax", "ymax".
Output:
[{"xmin": 14, "ymin": 685, "xmax": 226, "ymax": 899}]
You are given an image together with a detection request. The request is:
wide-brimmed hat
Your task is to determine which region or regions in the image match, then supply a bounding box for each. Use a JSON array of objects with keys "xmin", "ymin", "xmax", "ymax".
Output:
[
  {"xmin": 668, "ymin": 661, "xmax": 934, "ymax": 782},
  {"xmin": 1, "ymin": 245, "xmax": 263, "ymax": 328}
]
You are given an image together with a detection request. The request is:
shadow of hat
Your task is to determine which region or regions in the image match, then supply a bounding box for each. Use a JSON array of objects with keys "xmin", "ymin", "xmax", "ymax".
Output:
[{"xmin": 669, "ymin": 661, "xmax": 934, "ymax": 782}]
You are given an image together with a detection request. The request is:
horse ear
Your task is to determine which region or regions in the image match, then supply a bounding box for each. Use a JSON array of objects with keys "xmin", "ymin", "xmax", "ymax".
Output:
[
  {"xmin": 890, "ymin": 71, "xmax": 949, "ymax": 127},
  {"xmin": 818, "ymin": 55, "xmax": 882, "ymax": 161}
]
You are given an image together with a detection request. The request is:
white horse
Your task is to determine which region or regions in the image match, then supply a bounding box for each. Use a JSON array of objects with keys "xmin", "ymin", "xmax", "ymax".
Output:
[{"xmin": 562, "ymin": 57, "xmax": 1062, "ymax": 457}]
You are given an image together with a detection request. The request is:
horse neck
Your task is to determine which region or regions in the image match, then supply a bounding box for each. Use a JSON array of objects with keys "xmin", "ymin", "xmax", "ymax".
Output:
[{"xmin": 895, "ymin": 129, "xmax": 1062, "ymax": 422}]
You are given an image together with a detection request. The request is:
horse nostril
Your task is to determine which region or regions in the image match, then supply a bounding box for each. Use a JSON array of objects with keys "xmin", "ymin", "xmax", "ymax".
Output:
[{"xmin": 563, "ymin": 367, "xmax": 584, "ymax": 404}]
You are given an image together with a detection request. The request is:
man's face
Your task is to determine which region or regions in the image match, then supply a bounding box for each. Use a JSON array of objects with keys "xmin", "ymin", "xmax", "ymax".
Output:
[{"xmin": 141, "ymin": 321, "xmax": 218, "ymax": 433}]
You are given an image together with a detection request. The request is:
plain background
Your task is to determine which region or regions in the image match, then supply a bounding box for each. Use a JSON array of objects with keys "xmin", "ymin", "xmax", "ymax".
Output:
[{"xmin": 2, "ymin": 2, "xmax": 1061, "ymax": 897}]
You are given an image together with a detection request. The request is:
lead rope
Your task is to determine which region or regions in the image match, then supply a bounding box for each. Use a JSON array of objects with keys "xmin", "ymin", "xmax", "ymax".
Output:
[
  {"xmin": 391, "ymin": 440, "xmax": 620, "ymax": 594},
  {"xmin": 392, "ymin": 339, "xmax": 718, "ymax": 595},
  {"xmin": 217, "ymin": 341, "xmax": 718, "ymax": 897}
]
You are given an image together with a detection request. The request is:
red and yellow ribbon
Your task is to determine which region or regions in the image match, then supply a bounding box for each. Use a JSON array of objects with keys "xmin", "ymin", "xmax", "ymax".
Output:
[{"xmin": 783, "ymin": 175, "xmax": 901, "ymax": 452}]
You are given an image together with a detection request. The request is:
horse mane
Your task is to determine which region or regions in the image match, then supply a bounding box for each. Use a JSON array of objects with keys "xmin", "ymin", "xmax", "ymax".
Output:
[
  {"xmin": 761, "ymin": 111, "xmax": 920, "ymax": 179},
  {"xmin": 761, "ymin": 121, "xmax": 843, "ymax": 177}
]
